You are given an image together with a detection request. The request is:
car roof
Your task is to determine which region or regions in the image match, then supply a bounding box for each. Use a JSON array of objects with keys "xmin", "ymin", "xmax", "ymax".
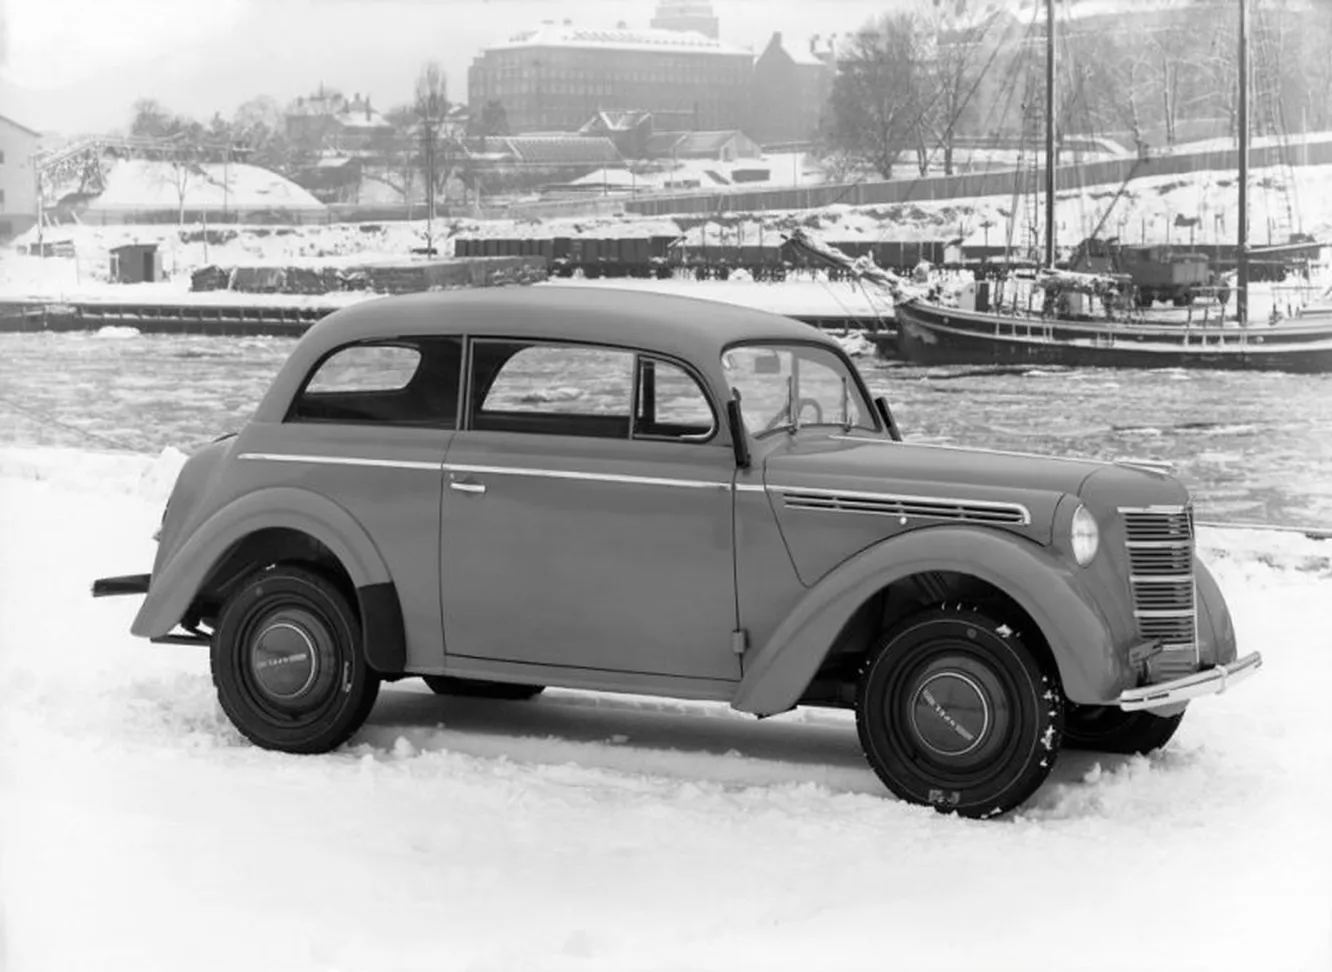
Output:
[{"xmin": 306, "ymin": 285, "xmax": 836, "ymax": 360}]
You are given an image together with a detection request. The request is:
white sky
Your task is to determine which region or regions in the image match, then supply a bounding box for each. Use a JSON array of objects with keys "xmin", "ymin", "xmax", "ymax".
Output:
[{"xmin": 1, "ymin": 0, "xmax": 896, "ymax": 136}]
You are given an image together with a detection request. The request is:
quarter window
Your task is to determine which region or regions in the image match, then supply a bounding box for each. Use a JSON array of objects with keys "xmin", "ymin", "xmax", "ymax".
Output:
[
  {"xmin": 470, "ymin": 341, "xmax": 633, "ymax": 438},
  {"xmin": 290, "ymin": 337, "xmax": 461, "ymax": 427},
  {"xmin": 634, "ymin": 357, "xmax": 715, "ymax": 441}
]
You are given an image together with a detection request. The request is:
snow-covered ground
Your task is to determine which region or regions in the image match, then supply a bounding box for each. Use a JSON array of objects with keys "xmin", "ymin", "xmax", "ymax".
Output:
[{"xmin": 0, "ymin": 445, "xmax": 1329, "ymax": 971}]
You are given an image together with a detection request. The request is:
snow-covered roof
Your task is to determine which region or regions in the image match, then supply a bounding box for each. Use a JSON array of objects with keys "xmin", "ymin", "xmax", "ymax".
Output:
[
  {"xmin": 645, "ymin": 130, "xmax": 753, "ymax": 159},
  {"xmin": 761, "ymin": 33, "xmax": 832, "ymax": 68},
  {"xmin": 580, "ymin": 110, "xmax": 653, "ymax": 134},
  {"xmin": 0, "ymin": 114, "xmax": 41, "ymax": 138},
  {"xmin": 465, "ymin": 136, "xmax": 622, "ymax": 165},
  {"xmin": 488, "ymin": 22, "xmax": 749, "ymax": 56}
]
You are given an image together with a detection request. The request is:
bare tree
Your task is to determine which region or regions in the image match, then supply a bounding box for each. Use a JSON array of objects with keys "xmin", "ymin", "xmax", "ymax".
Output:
[
  {"xmin": 367, "ymin": 106, "xmax": 416, "ymax": 211},
  {"xmin": 919, "ymin": 2, "xmax": 1004, "ymax": 175},
  {"xmin": 414, "ymin": 61, "xmax": 453, "ymax": 246},
  {"xmin": 825, "ymin": 13, "xmax": 929, "ymax": 180}
]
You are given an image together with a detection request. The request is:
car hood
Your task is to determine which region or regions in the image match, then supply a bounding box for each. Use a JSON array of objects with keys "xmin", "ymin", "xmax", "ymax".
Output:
[{"xmin": 763, "ymin": 435, "xmax": 1108, "ymax": 504}]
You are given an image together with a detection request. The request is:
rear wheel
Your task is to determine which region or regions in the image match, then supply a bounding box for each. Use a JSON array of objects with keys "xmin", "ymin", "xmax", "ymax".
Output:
[
  {"xmin": 422, "ymin": 675, "xmax": 545, "ymax": 701},
  {"xmin": 856, "ymin": 606, "xmax": 1063, "ymax": 818},
  {"xmin": 1062, "ymin": 705, "xmax": 1184, "ymax": 754},
  {"xmin": 211, "ymin": 565, "xmax": 379, "ymax": 753}
]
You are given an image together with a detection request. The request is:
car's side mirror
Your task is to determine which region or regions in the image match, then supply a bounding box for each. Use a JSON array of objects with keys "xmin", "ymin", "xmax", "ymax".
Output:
[
  {"xmin": 754, "ymin": 352, "xmax": 783, "ymax": 375},
  {"xmin": 875, "ymin": 396, "xmax": 902, "ymax": 442},
  {"xmin": 726, "ymin": 398, "xmax": 751, "ymax": 468}
]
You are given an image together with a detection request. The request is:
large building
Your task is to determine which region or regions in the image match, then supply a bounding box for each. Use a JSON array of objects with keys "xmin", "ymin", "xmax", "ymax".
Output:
[
  {"xmin": 749, "ymin": 32, "xmax": 835, "ymax": 146},
  {"xmin": 285, "ymin": 88, "xmax": 395, "ymax": 157},
  {"xmin": 0, "ymin": 115, "xmax": 41, "ymax": 240},
  {"xmin": 467, "ymin": 21, "xmax": 752, "ymax": 134}
]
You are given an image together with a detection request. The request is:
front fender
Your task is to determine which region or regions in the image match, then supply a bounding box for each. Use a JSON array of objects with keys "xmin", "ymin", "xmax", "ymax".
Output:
[
  {"xmin": 731, "ymin": 525, "xmax": 1132, "ymax": 716},
  {"xmin": 131, "ymin": 487, "xmax": 392, "ymax": 639},
  {"xmin": 1195, "ymin": 557, "xmax": 1237, "ymax": 667}
]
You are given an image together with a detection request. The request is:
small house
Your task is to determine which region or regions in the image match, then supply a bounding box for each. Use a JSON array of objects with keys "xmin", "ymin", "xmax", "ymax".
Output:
[{"xmin": 110, "ymin": 242, "xmax": 163, "ymax": 283}]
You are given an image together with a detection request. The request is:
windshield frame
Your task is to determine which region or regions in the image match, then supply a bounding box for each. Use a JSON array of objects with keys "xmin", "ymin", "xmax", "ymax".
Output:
[{"xmin": 720, "ymin": 339, "xmax": 883, "ymax": 440}]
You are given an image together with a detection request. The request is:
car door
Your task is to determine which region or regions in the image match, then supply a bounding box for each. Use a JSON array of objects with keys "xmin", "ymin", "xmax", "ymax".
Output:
[
  {"xmin": 237, "ymin": 336, "xmax": 460, "ymax": 671},
  {"xmin": 439, "ymin": 341, "xmax": 740, "ymax": 681}
]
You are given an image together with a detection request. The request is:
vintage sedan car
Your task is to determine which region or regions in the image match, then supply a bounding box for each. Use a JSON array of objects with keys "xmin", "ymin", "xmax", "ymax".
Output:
[{"xmin": 94, "ymin": 287, "xmax": 1262, "ymax": 817}]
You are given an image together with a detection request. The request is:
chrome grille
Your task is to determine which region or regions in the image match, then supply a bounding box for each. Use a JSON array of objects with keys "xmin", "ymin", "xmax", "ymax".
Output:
[{"xmin": 1121, "ymin": 506, "xmax": 1198, "ymax": 670}]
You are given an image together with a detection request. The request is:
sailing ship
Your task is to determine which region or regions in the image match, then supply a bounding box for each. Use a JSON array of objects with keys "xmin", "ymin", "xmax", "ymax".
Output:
[{"xmin": 796, "ymin": 0, "xmax": 1332, "ymax": 373}]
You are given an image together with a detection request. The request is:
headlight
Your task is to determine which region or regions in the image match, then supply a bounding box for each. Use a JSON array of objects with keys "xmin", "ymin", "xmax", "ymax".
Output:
[{"xmin": 1071, "ymin": 504, "xmax": 1099, "ymax": 566}]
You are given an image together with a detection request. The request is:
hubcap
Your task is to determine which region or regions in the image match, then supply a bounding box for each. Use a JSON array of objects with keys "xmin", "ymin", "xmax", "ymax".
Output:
[
  {"xmin": 910, "ymin": 671, "xmax": 991, "ymax": 757},
  {"xmin": 249, "ymin": 612, "xmax": 323, "ymax": 702}
]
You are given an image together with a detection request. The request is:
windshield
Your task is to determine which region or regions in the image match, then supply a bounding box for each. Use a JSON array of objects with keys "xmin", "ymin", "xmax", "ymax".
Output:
[{"xmin": 722, "ymin": 343, "xmax": 878, "ymax": 436}]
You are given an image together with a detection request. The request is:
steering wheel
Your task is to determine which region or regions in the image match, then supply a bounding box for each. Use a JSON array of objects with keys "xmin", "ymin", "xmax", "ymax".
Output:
[{"xmin": 760, "ymin": 397, "xmax": 824, "ymax": 433}]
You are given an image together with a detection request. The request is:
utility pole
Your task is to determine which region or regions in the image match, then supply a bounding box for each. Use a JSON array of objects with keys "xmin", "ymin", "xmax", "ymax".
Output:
[
  {"xmin": 1237, "ymin": 0, "xmax": 1250, "ymax": 325},
  {"xmin": 424, "ymin": 116, "xmax": 436, "ymax": 256}
]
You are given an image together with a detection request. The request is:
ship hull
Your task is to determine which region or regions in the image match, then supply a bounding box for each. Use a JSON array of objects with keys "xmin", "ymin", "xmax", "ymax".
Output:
[{"xmin": 893, "ymin": 300, "xmax": 1332, "ymax": 373}]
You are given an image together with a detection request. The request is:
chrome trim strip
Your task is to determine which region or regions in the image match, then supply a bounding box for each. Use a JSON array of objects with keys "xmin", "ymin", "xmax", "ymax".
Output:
[
  {"xmin": 239, "ymin": 452, "xmax": 442, "ymax": 471},
  {"xmin": 1118, "ymin": 652, "xmax": 1263, "ymax": 711},
  {"xmin": 837, "ymin": 436, "xmax": 1112, "ymax": 468},
  {"xmin": 734, "ymin": 484, "xmax": 768, "ymax": 494},
  {"xmin": 443, "ymin": 463, "xmax": 730, "ymax": 491},
  {"xmin": 773, "ymin": 484, "xmax": 1032, "ymax": 525},
  {"xmin": 1130, "ymin": 574, "xmax": 1193, "ymax": 583}
]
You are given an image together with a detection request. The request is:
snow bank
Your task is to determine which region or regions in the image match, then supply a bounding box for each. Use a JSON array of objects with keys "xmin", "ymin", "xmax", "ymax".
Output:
[
  {"xmin": 0, "ymin": 445, "xmax": 1328, "ymax": 972},
  {"xmin": 87, "ymin": 158, "xmax": 326, "ymax": 214}
]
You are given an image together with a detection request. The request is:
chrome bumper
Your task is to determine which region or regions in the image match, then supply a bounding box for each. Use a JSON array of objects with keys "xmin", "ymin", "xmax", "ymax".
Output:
[{"xmin": 1117, "ymin": 652, "xmax": 1263, "ymax": 712}]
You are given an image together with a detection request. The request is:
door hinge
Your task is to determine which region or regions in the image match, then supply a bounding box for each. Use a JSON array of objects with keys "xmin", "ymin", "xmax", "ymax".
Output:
[{"xmin": 731, "ymin": 629, "xmax": 748, "ymax": 655}]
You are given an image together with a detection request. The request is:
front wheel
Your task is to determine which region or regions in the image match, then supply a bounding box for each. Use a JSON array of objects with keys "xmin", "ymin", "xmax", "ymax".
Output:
[
  {"xmin": 1062, "ymin": 705, "xmax": 1184, "ymax": 754},
  {"xmin": 856, "ymin": 607, "xmax": 1063, "ymax": 818},
  {"xmin": 211, "ymin": 565, "xmax": 379, "ymax": 753}
]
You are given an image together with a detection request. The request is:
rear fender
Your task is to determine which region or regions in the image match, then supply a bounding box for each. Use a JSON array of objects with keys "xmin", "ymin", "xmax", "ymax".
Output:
[
  {"xmin": 732, "ymin": 525, "xmax": 1131, "ymax": 716},
  {"xmin": 131, "ymin": 486, "xmax": 394, "ymax": 646}
]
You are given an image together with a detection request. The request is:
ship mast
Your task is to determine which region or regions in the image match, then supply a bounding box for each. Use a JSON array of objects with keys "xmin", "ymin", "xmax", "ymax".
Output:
[
  {"xmin": 1237, "ymin": 0, "xmax": 1250, "ymax": 324},
  {"xmin": 1044, "ymin": 0, "xmax": 1056, "ymax": 268}
]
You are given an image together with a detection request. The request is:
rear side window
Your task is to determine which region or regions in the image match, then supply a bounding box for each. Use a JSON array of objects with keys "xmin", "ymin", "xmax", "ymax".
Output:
[
  {"xmin": 470, "ymin": 341, "xmax": 633, "ymax": 438},
  {"xmin": 290, "ymin": 337, "xmax": 462, "ymax": 427}
]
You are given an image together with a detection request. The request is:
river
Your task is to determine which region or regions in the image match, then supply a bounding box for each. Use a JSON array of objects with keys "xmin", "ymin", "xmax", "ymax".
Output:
[{"xmin": 1, "ymin": 330, "xmax": 1328, "ymax": 528}]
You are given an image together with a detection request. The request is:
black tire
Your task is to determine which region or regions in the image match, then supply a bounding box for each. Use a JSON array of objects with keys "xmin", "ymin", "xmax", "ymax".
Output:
[
  {"xmin": 856, "ymin": 606, "xmax": 1063, "ymax": 819},
  {"xmin": 421, "ymin": 675, "xmax": 545, "ymax": 701},
  {"xmin": 1062, "ymin": 704, "xmax": 1184, "ymax": 754},
  {"xmin": 211, "ymin": 565, "xmax": 379, "ymax": 754}
]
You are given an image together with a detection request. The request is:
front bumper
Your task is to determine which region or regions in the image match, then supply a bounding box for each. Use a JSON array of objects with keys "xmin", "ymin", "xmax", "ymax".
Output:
[{"xmin": 1117, "ymin": 651, "xmax": 1263, "ymax": 711}]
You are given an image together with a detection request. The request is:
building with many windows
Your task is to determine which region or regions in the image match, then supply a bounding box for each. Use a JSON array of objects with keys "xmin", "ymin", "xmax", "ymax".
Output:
[{"xmin": 467, "ymin": 21, "xmax": 752, "ymax": 134}]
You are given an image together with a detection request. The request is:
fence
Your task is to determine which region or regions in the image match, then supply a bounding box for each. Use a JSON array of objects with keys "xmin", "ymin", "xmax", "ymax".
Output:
[{"xmin": 623, "ymin": 137, "xmax": 1332, "ymax": 218}]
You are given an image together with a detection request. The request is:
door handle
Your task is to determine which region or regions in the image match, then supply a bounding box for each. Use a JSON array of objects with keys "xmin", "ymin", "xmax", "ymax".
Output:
[{"xmin": 449, "ymin": 480, "xmax": 486, "ymax": 494}]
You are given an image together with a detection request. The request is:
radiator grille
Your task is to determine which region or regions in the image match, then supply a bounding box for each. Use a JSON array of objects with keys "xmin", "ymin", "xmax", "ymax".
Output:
[{"xmin": 1121, "ymin": 506, "xmax": 1198, "ymax": 668}]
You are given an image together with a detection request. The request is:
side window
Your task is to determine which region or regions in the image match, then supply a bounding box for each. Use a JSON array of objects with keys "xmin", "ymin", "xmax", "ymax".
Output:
[
  {"xmin": 471, "ymin": 341, "xmax": 633, "ymax": 438},
  {"xmin": 634, "ymin": 357, "xmax": 715, "ymax": 441},
  {"xmin": 289, "ymin": 338, "xmax": 461, "ymax": 427}
]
